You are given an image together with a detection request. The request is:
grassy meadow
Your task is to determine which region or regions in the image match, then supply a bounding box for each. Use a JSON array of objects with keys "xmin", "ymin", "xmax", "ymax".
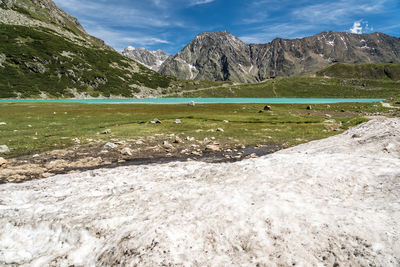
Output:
[{"xmin": 0, "ymin": 101, "xmax": 393, "ymax": 158}]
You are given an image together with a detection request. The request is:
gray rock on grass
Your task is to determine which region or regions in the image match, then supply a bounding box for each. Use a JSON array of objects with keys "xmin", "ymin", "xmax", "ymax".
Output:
[{"xmin": 0, "ymin": 145, "xmax": 10, "ymax": 153}]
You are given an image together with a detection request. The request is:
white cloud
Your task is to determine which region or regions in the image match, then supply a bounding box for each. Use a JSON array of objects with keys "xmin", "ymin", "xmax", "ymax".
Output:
[
  {"xmin": 350, "ymin": 21, "xmax": 363, "ymax": 34},
  {"xmin": 82, "ymin": 24, "xmax": 170, "ymax": 51},
  {"xmin": 189, "ymin": 0, "xmax": 215, "ymax": 6},
  {"xmin": 349, "ymin": 20, "xmax": 374, "ymax": 34},
  {"xmin": 239, "ymin": 23, "xmax": 316, "ymax": 44},
  {"xmin": 292, "ymin": 0, "xmax": 388, "ymax": 25}
]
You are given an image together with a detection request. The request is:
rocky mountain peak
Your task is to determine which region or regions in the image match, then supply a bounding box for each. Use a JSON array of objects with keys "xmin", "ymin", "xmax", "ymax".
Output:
[{"xmin": 121, "ymin": 46, "xmax": 170, "ymax": 71}]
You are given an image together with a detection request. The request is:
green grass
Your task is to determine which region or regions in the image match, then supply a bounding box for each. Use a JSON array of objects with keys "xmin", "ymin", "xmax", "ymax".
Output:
[
  {"xmin": 171, "ymin": 76, "xmax": 400, "ymax": 99},
  {"xmin": 317, "ymin": 63, "xmax": 400, "ymax": 81},
  {"xmin": 0, "ymin": 102, "xmax": 391, "ymax": 158}
]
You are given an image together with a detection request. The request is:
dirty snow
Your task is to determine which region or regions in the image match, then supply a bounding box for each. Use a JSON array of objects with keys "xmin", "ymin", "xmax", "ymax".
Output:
[{"xmin": 0, "ymin": 118, "xmax": 400, "ymax": 266}]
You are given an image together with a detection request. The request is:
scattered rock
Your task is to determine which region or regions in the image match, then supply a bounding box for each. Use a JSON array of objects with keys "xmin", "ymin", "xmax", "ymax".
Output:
[
  {"xmin": 325, "ymin": 114, "xmax": 332, "ymax": 118},
  {"xmin": 248, "ymin": 153, "xmax": 258, "ymax": 158},
  {"xmin": 174, "ymin": 136, "xmax": 183, "ymax": 144},
  {"xmin": 104, "ymin": 142, "xmax": 117, "ymax": 149},
  {"xmin": 102, "ymin": 129, "xmax": 112, "ymax": 134},
  {"xmin": 0, "ymin": 157, "xmax": 8, "ymax": 167},
  {"xmin": 162, "ymin": 141, "xmax": 173, "ymax": 150},
  {"xmin": 223, "ymin": 120, "xmax": 229, "ymax": 123},
  {"xmin": 0, "ymin": 122, "xmax": 6, "ymax": 126},
  {"xmin": 205, "ymin": 144, "xmax": 220, "ymax": 152},
  {"xmin": 150, "ymin": 118, "xmax": 162, "ymax": 124},
  {"xmin": 191, "ymin": 151, "xmax": 202, "ymax": 156},
  {"xmin": 24, "ymin": 62, "xmax": 46, "ymax": 74},
  {"xmin": 263, "ymin": 105, "xmax": 271, "ymax": 111},
  {"xmin": 135, "ymin": 140, "xmax": 144, "ymax": 145},
  {"xmin": 352, "ymin": 134, "xmax": 361, "ymax": 138},
  {"xmin": 72, "ymin": 138, "xmax": 80, "ymax": 144},
  {"xmin": 216, "ymin": 128, "xmax": 224, "ymax": 132},
  {"xmin": 115, "ymin": 141, "xmax": 126, "ymax": 145},
  {"xmin": 306, "ymin": 105, "xmax": 312, "ymax": 110},
  {"xmin": 121, "ymin": 147, "xmax": 132, "ymax": 156},
  {"xmin": 0, "ymin": 145, "xmax": 10, "ymax": 153},
  {"xmin": 174, "ymin": 119, "xmax": 182, "ymax": 124},
  {"xmin": 258, "ymin": 110, "xmax": 264, "ymax": 113},
  {"xmin": 32, "ymin": 154, "xmax": 40, "ymax": 158},
  {"xmin": 188, "ymin": 101, "xmax": 195, "ymax": 106},
  {"xmin": 326, "ymin": 105, "xmax": 331, "ymax": 108},
  {"xmin": 137, "ymin": 120, "xmax": 145, "ymax": 124},
  {"xmin": 341, "ymin": 109, "xmax": 345, "ymax": 112}
]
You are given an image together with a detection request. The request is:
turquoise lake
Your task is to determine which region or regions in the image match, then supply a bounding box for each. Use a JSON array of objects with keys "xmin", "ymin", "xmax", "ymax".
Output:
[{"xmin": 0, "ymin": 98, "xmax": 385, "ymax": 104}]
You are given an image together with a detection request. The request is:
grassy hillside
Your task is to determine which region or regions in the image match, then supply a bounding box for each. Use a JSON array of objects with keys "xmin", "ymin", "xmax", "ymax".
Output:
[
  {"xmin": 171, "ymin": 76, "xmax": 400, "ymax": 99},
  {"xmin": 316, "ymin": 63, "xmax": 400, "ymax": 81},
  {"xmin": 0, "ymin": 24, "xmax": 174, "ymax": 98}
]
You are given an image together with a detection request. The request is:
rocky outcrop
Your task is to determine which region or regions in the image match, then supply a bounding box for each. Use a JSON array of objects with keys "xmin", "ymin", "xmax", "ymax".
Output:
[
  {"xmin": 121, "ymin": 46, "xmax": 170, "ymax": 71},
  {"xmin": 160, "ymin": 31, "xmax": 400, "ymax": 83}
]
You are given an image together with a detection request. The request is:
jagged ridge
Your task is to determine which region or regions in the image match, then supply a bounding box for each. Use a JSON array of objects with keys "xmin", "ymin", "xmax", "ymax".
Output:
[{"xmin": 159, "ymin": 31, "xmax": 400, "ymax": 83}]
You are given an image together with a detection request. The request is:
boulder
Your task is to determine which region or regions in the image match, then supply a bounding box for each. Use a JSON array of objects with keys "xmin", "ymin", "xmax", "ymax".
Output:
[
  {"xmin": 102, "ymin": 129, "xmax": 112, "ymax": 134},
  {"xmin": 216, "ymin": 128, "xmax": 224, "ymax": 132},
  {"xmin": 188, "ymin": 101, "xmax": 195, "ymax": 106},
  {"xmin": 258, "ymin": 110, "xmax": 264, "ymax": 113},
  {"xmin": 0, "ymin": 122, "xmax": 6, "ymax": 126},
  {"xmin": 150, "ymin": 118, "xmax": 162, "ymax": 124},
  {"xmin": 205, "ymin": 144, "xmax": 220, "ymax": 152},
  {"xmin": 223, "ymin": 120, "xmax": 229, "ymax": 123},
  {"xmin": 137, "ymin": 120, "xmax": 145, "ymax": 124},
  {"xmin": 162, "ymin": 141, "xmax": 173, "ymax": 150},
  {"xmin": 0, "ymin": 157, "xmax": 8, "ymax": 167},
  {"xmin": 306, "ymin": 105, "xmax": 312, "ymax": 110},
  {"xmin": 263, "ymin": 105, "xmax": 271, "ymax": 111},
  {"xmin": 174, "ymin": 119, "xmax": 182, "ymax": 124},
  {"xmin": 104, "ymin": 142, "xmax": 117, "ymax": 149},
  {"xmin": 121, "ymin": 147, "xmax": 133, "ymax": 156},
  {"xmin": 174, "ymin": 136, "xmax": 183, "ymax": 144},
  {"xmin": 0, "ymin": 145, "xmax": 10, "ymax": 153}
]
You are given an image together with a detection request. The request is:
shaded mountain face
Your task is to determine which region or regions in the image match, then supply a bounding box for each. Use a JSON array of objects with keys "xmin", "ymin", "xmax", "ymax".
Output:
[
  {"xmin": 160, "ymin": 31, "xmax": 400, "ymax": 83},
  {"xmin": 0, "ymin": 0, "xmax": 173, "ymax": 98},
  {"xmin": 121, "ymin": 47, "xmax": 170, "ymax": 71}
]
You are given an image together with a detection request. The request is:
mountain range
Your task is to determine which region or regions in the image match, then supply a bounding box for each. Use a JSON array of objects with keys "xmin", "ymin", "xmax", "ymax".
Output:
[
  {"xmin": 155, "ymin": 31, "xmax": 400, "ymax": 83},
  {"xmin": 1, "ymin": 0, "xmax": 400, "ymax": 99}
]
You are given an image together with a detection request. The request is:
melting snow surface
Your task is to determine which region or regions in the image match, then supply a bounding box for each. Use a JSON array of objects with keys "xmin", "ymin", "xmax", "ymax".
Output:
[{"xmin": 0, "ymin": 118, "xmax": 400, "ymax": 266}]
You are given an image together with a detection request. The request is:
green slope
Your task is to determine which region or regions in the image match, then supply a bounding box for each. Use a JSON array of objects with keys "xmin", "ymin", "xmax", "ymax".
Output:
[
  {"xmin": 0, "ymin": 24, "xmax": 174, "ymax": 98},
  {"xmin": 171, "ymin": 76, "xmax": 400, "ymax": 99},
  {"xmin": 316, "ymin": 63, "xmax": 400, "ymax": 81}
]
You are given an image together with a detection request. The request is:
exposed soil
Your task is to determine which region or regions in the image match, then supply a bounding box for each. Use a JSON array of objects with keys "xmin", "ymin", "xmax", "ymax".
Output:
[{"xmin": 0, "ymin": 138, "xmax": 282, "ymax": 183}]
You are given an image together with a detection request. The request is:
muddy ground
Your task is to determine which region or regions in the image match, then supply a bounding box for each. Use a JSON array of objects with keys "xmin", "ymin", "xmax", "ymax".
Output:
[{"xmin": 0, "ymin": 138, "xmax": 282, "ymax": 183}]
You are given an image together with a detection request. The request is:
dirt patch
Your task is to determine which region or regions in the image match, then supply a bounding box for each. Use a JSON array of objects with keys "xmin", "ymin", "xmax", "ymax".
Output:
[{"xmin": 0, "ymin": 139, "xmax": 282, "ymax": 183}]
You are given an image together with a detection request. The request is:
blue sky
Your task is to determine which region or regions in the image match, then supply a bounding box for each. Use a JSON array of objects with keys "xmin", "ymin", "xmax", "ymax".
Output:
[{"xmin": 53, "ymin": 0, "xmax": 400, "ymax": 54}]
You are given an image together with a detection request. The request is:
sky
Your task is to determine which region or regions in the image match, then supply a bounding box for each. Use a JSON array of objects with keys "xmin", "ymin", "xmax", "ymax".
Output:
[{"xmin": 53, "ymin": 0, "xmax": 400, "ymax": 54}]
